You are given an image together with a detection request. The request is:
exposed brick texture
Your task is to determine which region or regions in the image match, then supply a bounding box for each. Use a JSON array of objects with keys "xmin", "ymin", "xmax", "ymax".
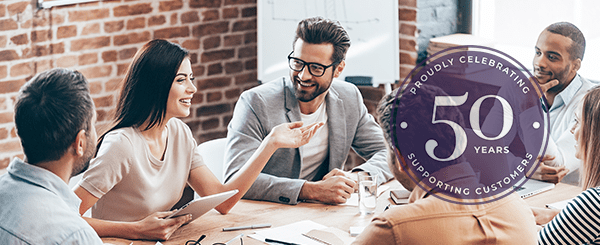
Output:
[
  {"xmin": 102, "ymin": 51, "xmax": 118, "ymax": 62},
  {"xmin": 0, "ymin": 66, "xmax": 6, "ymax": 79},
  {"xmin": 71, "ymin": 37, "xmax": 111, "ymax": 51},
  {"xmin": 0, "ymin": 19, "xmax": 18, "ymax": 31},
  {"xmin": 78, "ymin": 53, "xmax": 98, "ymax": 66},
  {"xmin": 10, "ymin": 34, "xmax": 27, "ymax": 45},
  {"xmin": 82, "ymin": 23, "xmax": 100, "ymax": 35},
  {"xmin": 113, "ymin": 3, "xmax": 152, "ymax": 17},
  {"xmin": 105, "ymin": 20, "xmax": 125, "ymax": 33},
  {"xmin": 7, "ymin": 2, "xmax": 27, "ymax": 16},
  {"xmin": 126, "ymin": 17, "xmax": 146, "ymax": 30},
  {"xmin": 57, "ymin": 25, "xmax": 77, "ymax": 38},
  {"xmin": 154, "ymin": 26, "xmax": 189, "ymax": 39},
  {"xmin": 189, "ymin": 0, "xmax": 221, "ymax": 8},
  {"xmin": 68, "ymin": 9, "xmax": 109, "ymax": 22},
  {"xmin": 0, "ymin": 36, "xmax": 7, "ymax": 47},
  {"xmin": 159, "ymin": 1, "xmax": 183, "ymax": 12},
  {"xmin": 202, "ymin": 9, "xmax": 219, "ymax": 21},
  {"xmin": 192, "ymin": 21, "xmax": 229, "ymax": 37},
  {"xmin": 0, "ymin": 0, "xmax": 261, "ymax": 167},
  {"xmin": 0, "ymin": 0, "xmax": 408, "ymax": 173},
  {"xmin": 148, "ymin": 15, "xmax": 166, "ymax": 26},
  {"xmin": 399, "ymin": 8, "xmax": 417, "ymax": 21},
  {"xmin": 399, "ymin": 0, "xmax": 418, "ymax": 88},
  {"xmin": 114, "ymin": 32, "xmax": 151, "ymax": 46},
  {"xmin": 0, "ymin": 50, "xmax": 19, "ymax": 62},
  {"xmin": 181, "ymin": 11, "xmax": 199, "ymax": 24}
]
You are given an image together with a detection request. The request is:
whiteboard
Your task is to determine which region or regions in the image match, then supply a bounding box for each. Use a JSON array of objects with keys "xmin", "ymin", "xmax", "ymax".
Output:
[{"xmin": 257, "ymin": 0, "xmax": 399, "ymax": 87}]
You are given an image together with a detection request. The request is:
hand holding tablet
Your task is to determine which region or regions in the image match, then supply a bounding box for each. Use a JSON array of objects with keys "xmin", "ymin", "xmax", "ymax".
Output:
[{"xmin": 166, "ymin": 189, "xmax": 239, "ymax": 223}]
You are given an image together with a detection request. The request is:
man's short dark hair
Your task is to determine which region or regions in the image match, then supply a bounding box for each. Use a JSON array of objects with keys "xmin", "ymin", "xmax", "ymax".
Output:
[
  {"xmin": 294, "ymin": 16, "xmax": 351, "ymax": 64},
  {"xmin": 546, "ymin": 22, "xmax": 586, "ymax": 61},
  {"xmin": 14, "ymin": 68, "xmax": 94, "ymax": 165}
]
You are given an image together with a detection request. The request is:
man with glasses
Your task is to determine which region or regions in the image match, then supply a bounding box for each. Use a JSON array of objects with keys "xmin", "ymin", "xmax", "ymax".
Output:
[{"xmin": 224, "ymin": 16, "xmax": 392, "ymax": 204}]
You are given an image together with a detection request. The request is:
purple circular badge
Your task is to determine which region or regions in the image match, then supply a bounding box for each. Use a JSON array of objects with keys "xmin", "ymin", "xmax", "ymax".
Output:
[{"xmin": 392, "ymin": 45, "xmax": 548, "ymax": 204}]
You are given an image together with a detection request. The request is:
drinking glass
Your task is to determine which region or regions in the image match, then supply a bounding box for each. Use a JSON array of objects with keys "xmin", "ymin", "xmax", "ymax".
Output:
[{"xmin": 358, "ymin": 172, "xmax": 377, "ymax": 215}]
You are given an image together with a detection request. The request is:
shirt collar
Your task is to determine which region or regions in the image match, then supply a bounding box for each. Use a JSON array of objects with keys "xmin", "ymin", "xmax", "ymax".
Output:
[
  {"xmin": 7, "ymin": 158, "xmax": 82, "ymax": 211},
  {"xmin": 550, "ymin": 74, "xmax": 582, "ymax": 111}
]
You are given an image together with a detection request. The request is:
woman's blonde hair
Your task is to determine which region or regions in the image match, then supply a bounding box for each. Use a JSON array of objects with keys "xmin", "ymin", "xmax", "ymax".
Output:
[{"xmin": 580, "ymin": 87, "xmax": 600, "ymax": 190}]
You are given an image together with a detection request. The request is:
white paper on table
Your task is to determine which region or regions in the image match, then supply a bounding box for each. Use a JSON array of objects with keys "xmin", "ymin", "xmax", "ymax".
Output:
[
  {"xmin": 248, "ymin": 220, "xmax": 327, "ymax": 245},
  {"xmin": 546, "ymin": 198, "xmax": 574, "ymax": 210},
  {"xmin": 304, "ymin": 226, "xmax": 356, "ymax": 245},
  {"xmin": 377, "ymin": 185, "xmax": 390, "ymax": 197}
]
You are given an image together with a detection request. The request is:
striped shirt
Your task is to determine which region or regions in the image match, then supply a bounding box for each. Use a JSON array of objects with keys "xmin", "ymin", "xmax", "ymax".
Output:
[{"xmin": 538, "ymin": 187, "xmax": 600, "ymax": 244}]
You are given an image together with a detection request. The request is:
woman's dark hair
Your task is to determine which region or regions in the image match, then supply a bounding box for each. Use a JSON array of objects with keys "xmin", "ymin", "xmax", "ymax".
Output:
[
  {"xmin": 98, "ymin": 39, "xmax": 189, "ymax": 150},
  {"xmin": 14, "ymin": 68, "xmax": 94, "ymax": 164}
]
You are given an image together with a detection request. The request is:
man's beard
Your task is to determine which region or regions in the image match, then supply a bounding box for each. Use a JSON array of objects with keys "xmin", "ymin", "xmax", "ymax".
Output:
[
  {"xmin": 71, "ymin": 136, "xmax": 96, "ymax": 177},
  {"xmin": 293, "ymin": 75, "xmax": 332, "ymax": 103},
  {"xmin": 548, "ymin": 63, "xmax": 571, "ymax": 93},
  {"xmin": 537, "ymin": 63, "xmax": 571, "ymax": 94}
]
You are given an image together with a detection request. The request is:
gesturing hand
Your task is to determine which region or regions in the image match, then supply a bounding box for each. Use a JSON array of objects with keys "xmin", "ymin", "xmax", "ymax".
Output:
[{"xmin": 267, "ymin": 121, "xmax": 324, "ymax": 149}]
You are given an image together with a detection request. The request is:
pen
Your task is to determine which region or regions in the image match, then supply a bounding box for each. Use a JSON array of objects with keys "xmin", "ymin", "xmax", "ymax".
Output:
[
  {"xmin": 222, "ymin": 223, "xmax": 271, "ymax": 231},
  {"xmin": 265, "ymin": 238, "xmax": 300, "ymax": 245},
  {"xmin": 223, "ymin": 234, "xmax": 243, "ymax": 245}
]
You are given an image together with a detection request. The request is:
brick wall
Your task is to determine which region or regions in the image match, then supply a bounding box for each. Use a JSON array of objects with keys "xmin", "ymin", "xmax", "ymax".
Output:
[
  {"xmin": 0, "ymin": 0, "xmax": 258, "ymax": 169},
  {"xmin": 0, "ymin": 0, "xmax": 408, "ymax": 171},
  {"xmin": 400, "ymin": 0, "xmax": 417, "ymax": 83}
]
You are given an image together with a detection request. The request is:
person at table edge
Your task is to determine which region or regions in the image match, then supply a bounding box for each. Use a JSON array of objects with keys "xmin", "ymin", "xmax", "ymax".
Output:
[{"xmin": 352, "ymin": 85, "xmax": 538, "ymax": 244}]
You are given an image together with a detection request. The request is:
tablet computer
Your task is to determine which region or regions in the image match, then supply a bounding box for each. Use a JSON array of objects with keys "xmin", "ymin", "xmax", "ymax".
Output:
[{"xmin": 166, "ymin": 189, "xmax": 238, "ymax": 222}]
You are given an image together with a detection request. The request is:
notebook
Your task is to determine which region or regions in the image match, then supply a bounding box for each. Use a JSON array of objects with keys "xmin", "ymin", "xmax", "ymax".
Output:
[
  {"xmin": 514, "ymin": 179, "xmax": 555, "ymax": 198},
  {"xmin": 546, "ymin": 198, "xmax": 573, "ymax": 210}
]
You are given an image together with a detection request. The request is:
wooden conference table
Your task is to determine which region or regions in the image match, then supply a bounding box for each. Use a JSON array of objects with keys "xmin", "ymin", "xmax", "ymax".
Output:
[{"xmin": 102, "ymin": 181, "xmax": 581, "ymax": 245}]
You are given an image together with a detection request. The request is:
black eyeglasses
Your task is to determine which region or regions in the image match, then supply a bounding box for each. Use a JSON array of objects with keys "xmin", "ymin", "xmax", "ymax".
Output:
[
  {"xmin": 185, "ymin": 234, "xmax": 243, "ymax": 245},
  {"xmin": 287, "ymin": 51, "xmax": 340, "ymax": 77},
  {"xmin": 186, "ymin": 235, "xmax": 206, "ymax": 245}
]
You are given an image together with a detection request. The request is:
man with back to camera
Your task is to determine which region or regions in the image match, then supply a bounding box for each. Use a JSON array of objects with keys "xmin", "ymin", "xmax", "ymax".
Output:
[
  {"xmin": 0, "ymin": 68, "xmax": 103, "ymax": 244},
  {"xmin": 352, "ymin": 85, "xmax": 538, "ymax": 244},
  {"xmin": 224, "ymin": 16, "xmax": 393, "ymax": 204},
  {"xmin": 530, "ymin": 22, "xmax": 596, "ymax": 184}
]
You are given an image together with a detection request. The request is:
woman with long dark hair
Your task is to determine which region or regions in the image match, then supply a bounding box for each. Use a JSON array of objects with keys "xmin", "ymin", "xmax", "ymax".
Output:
[
  {"xmin": 74, "ymin": 39, "xmax": 322, "ymax": 240},
  {"xmin": 533, "ymin": 86, "xmax": 600, "ymax": 244}
]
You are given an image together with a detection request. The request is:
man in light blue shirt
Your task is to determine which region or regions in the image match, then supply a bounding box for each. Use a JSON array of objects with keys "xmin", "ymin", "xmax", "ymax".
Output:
[
  {"xmin": 530, "ymin": 22, "xmax": 597, "ymax": 184},
  {"xmin": 0, "ymin": 68, "xmax": 102, "ymax": 244}
]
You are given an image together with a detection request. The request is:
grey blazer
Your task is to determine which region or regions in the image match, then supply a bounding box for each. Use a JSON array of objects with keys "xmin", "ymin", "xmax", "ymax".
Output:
[{"xmin": 224, "ymin": 77, "xmax": 392, "ymax": 204}]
